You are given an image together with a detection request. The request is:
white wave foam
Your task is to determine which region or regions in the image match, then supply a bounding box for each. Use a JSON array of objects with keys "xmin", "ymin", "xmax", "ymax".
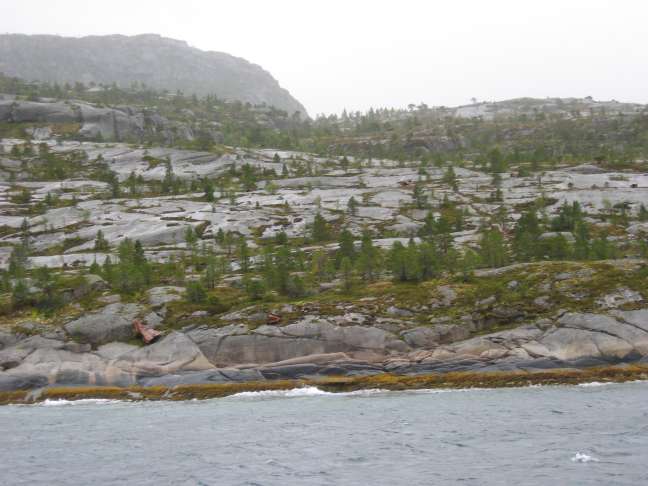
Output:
[
  {"xmin": 228, "ymin": 386, "xmax": 392, "ymax": 399},
  {"xmin": 38, "ymin": 398, "xmax": 122, "ymax": 407},
  {"xmin": 571, "ymin": 452, "xmax": 599, "ymax": 463},
  {"xmin": 577, "ymin": 382, "xmax": 612, "ymax": 388},
  {"xmin": 228, "ymin": 386, "xmax": 333, "ymax": 399}
]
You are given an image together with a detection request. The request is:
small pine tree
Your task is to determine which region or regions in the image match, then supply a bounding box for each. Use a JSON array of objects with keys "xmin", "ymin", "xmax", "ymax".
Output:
[
  {"xmin": 203, "ymin": 179, "xmax": 215, "ymax": 202},
  {"xmin": 94, "ymin": 230, "xmax": 110, "ymax": 252},
  {"xmin": 442, "ymin": 167, "xmax": 458, "ymax": 191},
  {"xmin": 337, "ymin": 229, "xmax": 355, "ymax": 266},
  {"xmin": 239, "ymin": 239, "xmax": 250, "ymax": 273},
  {"xmin": 479, "ymin": 228, "xmax": 509, "ymax": 268},
  {"xmin": 11, "ymin": 280, "xmax": 30, "ymax": 309},
  {"xmin": 639, "ymin": 204, "xmax": 648, "ymax": 222},
  {"xmin": 341, "ymin": 156, "xmax": 350, "ymax": 172},
  {"xmin": 340, "ymin": 257, "xmax": 354, "ymax": 291},
  {"xmin": 347, "ymin": 196, "xmax": 359, "ymax": 216},
  {"xmin": 311, "ymin": 213, "xmax": 330, "ymax": 242},
  {"xmin": 186, "ymin": 280, "xmax": 207, "ymax": 303}
]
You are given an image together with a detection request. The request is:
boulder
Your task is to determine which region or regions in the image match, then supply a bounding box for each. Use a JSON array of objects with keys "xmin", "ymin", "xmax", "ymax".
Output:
[
  {"xmin": 114, "ymin": 332, "xmax": 214, "ymax": 376},
  {"xmin": 558, "ymin": 312, "xmax": 648, "ymax": 355},
  {"xmin": 386, "ymin": 306, "xmax": 414, "ymax": 317},
  {"xmin": 64, "ymin": 303, "xmax": 142, "ymax": 346},
  {"xmin": 0, "ymin": 330, "xmax": 19, "ymax": 350},
  {"xmin": 540, "ymin": 328, "xmax": 633, "ymax": 361},
  {"xmin": 0, "ymin": 336, "xmax": 65, "ymax": 370},
  {"xmin": 146, "ymin": 286, "xmax": 184, "ymax": 308}
]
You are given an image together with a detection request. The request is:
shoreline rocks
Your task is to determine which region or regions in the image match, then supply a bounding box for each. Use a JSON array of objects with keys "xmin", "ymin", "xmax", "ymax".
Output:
[{"xmin": 1, "ymin": 308, "xmax": 648, "ymax": 391}]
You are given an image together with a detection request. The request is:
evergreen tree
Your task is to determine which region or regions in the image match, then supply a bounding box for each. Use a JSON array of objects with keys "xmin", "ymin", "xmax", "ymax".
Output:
[
  {"xmin": 413, "ymin": 180, "xmax": 427, "ymax": 208},
  {"xmin": 541, "ymin": 234, "xmax": 571, "ymax": 260},
  {"xmin": 442, "ymin": 167, "xmax": 458, "ymax": 191},
  {"xmin": 113, "ymin": 238, "xmax": 151, "ymax": 294},
  {"xmin": 203, "ymin": 179, "xmax": 215, "ymax": 202},
  {"xmin": 405, "ymin": 239, "xmax": 422, "ymax": 281},
  {"xmin": 243, "ymin": 276, "xmax": 265, "ymax": 300},
  {"xmin": 161, "ymin": 158, "xmax": 175, "ymax": 194},
  {"xmin": 11, "ymin": 280, "xmax": 30, "ymax": 309},
  {"xmin": 357, "ymin": 231, "xmax": 380, "ymax": 281},
  {"xmin": 32, "ymin": 266, "xmax": 61, "ymax": 313},
  {"xmin": 459, "ymin": 249, "xmax": 480, "ymax": 282},
  {"xmin": 185, "ymin": 280, "xmax": 207, "ymax": 303},
  {"xmin": 418, "ymin": 241, "xmax": 440, "ymax": 279},
  {"xmin": 551, "ymin": 201, "xmax": 584, "ymax": 232},
  {"xmin": 488, "ymin": 147, "xmax": 507, "ymax": 173},
  {"xmin": 337, "ymin": 229, "xmax": 355, "ymax": 266},
  {"xmin": 435, "ymin": 215, "xmax": 453, "ymax": 255},
  {"xmin": 573, "ymin": 221, "xmax": 591, "ymax": 260},
  {"xmin": 185, "ymin": 226, "xmax": 198, "ymax": 248},
  {"xmin": 340, "ymin": 257, "xmax": 354, "ymax": 291},
  {"xmin": 591, "ymin": 236, "xmax": 617, "ymax": 260},
  {"xmin": 275, "ymin": 231, "xmax": 288, "ymax": 245},
  {"xmin": 639, "ymin": 204, "xmax": 648, "ymax": 222},
  {"xmin": 102, "ymin": 256, "xmax": 115, "ymax": 283},
  {"xmin": 89, "ymin": 259, "xmax": 101, "ymax": 275},
  {"xmin": 203, "ymin": 255, "xmax": 220, "ymax": 290},
  {"xmin": 239, "ymin": 239, "xmax": 250, "ymax": 273},
  {"xmin": 419, "ymin": 210, "xmax": 436, "ymax": 241},
  {"xmin": 215, "ymin": 228, "xmax": 225, "ymax": 245},
  {"xmin": 311, "ymin": 213, "xmax": 330, "ymax": 242},
  {"xmin": 513, "ymin": 208, "xmax": 541, "ymax": 261},
  {"xmin": 347, "ymin": 196, "xmax": 359, "ymax": 216},
  {"xmin": 479, "ymin": 228, "xmax": 509, "ymax": 268},
  {"xmin": 94, "ymin": 230, "xmax": 110, "ymax": 252},
  {"xmin": 240, "ymin": 163, "xmax": 257, "ymax": 191}
]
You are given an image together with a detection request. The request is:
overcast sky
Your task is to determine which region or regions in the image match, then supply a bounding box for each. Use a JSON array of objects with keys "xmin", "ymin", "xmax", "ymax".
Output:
[{"xmin": 3, "ymin": 0, "xmax": 648, "ymax": 116}]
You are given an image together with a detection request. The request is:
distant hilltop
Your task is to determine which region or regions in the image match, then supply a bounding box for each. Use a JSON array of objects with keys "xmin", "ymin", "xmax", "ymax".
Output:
[{"xmin": 0, "ymin": 33, "xmax": 308, "ymax": 117}]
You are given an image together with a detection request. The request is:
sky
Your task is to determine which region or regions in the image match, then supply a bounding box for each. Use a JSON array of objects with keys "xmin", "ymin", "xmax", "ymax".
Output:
[{"xmin": 2, "ymin": 0, "xmax": 648, "ymax": 116}]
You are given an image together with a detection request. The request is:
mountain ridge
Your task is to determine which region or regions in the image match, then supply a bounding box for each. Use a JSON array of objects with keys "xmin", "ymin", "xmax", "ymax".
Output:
[{"xmin": 0, "ymin": 33, "xmax": 308, "ymax": 117}]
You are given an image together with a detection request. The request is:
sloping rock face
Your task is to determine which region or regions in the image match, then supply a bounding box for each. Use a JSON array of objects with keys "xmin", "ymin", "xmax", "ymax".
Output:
[
  {"xmin": 186, "ymin": 317, "xmax": 409, "ymax": 366},
  {"xmin": 63, "ymin": 303, "xmax": 143, "ymax": 346},
  {"xmin": 0, "ymin": 332, "xmax": 214, "ymax": 390},
  {"xmin": 0, "ymin": 99, "xmax": 175, "ymax": 142},
  {"xmin": 397, "ymin": 311, "xmax": 648, "ymax": 374},
  {"xmin": 2, "ymin": 310, "xmax": 648, "ymax": 390},
  {"xmin": 0, "ymin": 33, "xmax": 307, "ymax": 116}
]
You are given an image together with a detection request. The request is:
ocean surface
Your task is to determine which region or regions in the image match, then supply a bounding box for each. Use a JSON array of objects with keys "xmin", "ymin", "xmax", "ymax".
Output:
[{"xmin": 2, "ymin": 382, "xmax": 648, "ymax": 485}]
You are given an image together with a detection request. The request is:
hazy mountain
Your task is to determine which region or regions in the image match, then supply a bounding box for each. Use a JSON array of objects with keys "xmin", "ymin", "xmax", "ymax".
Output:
[{"xmin": 0, "ymin": 33, "xmax": 308, "ymax": 117}]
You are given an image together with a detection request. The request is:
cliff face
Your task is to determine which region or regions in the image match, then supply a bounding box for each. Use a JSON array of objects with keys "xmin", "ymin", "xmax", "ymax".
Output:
[{"xmin": 0, "ymin": 33, "xmax": 308, "ymax": 117}]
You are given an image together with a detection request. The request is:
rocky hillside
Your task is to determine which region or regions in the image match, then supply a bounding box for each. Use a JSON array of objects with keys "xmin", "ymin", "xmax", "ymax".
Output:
[
  {"xmin": 0, "ymin": 77, "xmax": 647, "ymax": 392},
  {"xmin": 0, "ymin": 133, "xmax": 646, "ymax": 390},
  {"xmin": 0, "ymin": 34, "xmax": 307, "ymax": 117}
]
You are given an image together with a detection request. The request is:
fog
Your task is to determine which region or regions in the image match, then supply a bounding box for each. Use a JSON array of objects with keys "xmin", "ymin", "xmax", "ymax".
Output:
[{"xmin": 3, "ymin": 0, "xmax": 647, "ymax": 115}]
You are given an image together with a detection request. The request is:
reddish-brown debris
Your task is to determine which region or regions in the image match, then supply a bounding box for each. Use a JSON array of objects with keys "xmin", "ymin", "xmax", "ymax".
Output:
[{"xmin": 132, "ymin": 319, "xmax": 162, "ymax": 345}]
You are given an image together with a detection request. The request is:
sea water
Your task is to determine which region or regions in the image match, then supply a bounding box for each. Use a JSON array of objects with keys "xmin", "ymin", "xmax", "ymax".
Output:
[{"xmin": 2, "ymin": 382, "xmax": 648, "ymax": 485}]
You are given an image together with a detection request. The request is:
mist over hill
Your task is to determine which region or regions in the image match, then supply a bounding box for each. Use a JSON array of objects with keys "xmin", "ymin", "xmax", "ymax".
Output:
[{"xmin": 0, "ymin": 33, "xmax": 308, "ymax": 117}]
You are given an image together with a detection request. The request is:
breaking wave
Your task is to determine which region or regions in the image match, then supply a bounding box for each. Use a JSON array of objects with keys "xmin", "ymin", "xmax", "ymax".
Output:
[
  {"xmin": 577, "ymin": 382, "xmax": 613, "ymax": 388},
  {"xmin": 227, "ymin": 386, "xmax": 390, "ymax": 399},
  {"xmin": 38, "ymin": 399, "xmax": 123, "ymax": 407},
  {"xmin": 571, "ymin": 452, "xmax": 599, "ymax": 463}
]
